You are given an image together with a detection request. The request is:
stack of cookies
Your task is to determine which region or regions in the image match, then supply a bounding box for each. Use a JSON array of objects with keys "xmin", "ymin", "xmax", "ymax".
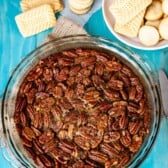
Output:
[
  {"xmin": 110, "ymin": 0, "xmax": 168, "ymax": 47},
  {"xmin": 15, "ymin": 0, "xmax": 64, "ymax": 37},
  {"xmin": 68, "ymin": 0, "xmax": 94, "ymax": 15},
  {"xmin": 139, "ymin": 0, "xmax": 168, "ymax": 46}
]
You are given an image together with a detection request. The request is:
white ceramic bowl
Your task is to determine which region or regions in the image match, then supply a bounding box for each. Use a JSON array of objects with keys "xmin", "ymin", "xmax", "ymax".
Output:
[{"xmin": 102, "ymin": 0, "xmax": 168, "ymax": 50}]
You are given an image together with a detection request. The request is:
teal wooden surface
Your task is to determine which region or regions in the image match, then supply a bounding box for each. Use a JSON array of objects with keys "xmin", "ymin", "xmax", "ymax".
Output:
[{"xmin": 1, "ymin": 0, "xmax": 168, "ymax": 167}]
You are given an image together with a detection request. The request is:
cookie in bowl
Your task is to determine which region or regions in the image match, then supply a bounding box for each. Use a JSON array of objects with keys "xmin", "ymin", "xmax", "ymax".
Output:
[{"xmin": 102, "ymin": 0, "xmax": 168, "ymax": 50}]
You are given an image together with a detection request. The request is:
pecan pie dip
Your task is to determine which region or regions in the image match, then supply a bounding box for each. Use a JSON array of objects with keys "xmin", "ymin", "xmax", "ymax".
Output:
[{"xmin": 14, "ymin": 48, "xmax": 151, "ymax": 168}]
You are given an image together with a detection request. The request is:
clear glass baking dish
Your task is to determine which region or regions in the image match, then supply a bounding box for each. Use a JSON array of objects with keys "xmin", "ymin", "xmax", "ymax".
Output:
[{"xmin": 0, "ymin": 35, "xmax": 161, "ymax": 167}]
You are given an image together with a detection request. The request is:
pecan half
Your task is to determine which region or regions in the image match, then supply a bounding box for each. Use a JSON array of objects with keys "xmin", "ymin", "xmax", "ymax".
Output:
[
  {"xmin": 42, "ymin": 139, "xmax": 57, "ymax": 153},
  {"xmin": 120, "ymin": 130, "xmax": 131, "ymax": 147},
  {"xmin": 105, "ymin": 158, "xmax": 119, "ymax": 168},
  {"xmin": 100, "ymin": 143, "xmax": 119, "ymax": 157},
  {"xmin": 104, "ymin": 131, "xmax": 120, "ymax": 143},
  {"xmin": 106, "ymin": 61, "xmax": 122, "ymax": 71},
  {"xmin": 22, "ymin": 127, "xmax": 36, "ymax": 141},
  {"xmin": 128, "ymin": 121, "xmax": 142, "ymax": 135},
  {"xmin": 38, "ymin": 129, "xmax": 54, "ymax": 144},
  {"xmin": 74, "ymin": 136, "xmax": 90, "ymax": 151},
  {"xmin": 15, "ymin": 97, "xmax": 27, "ymax": 112},
  {"xmin": 81, "ymin": 56, "xmax": 96, "ymax": 68},
  {"xmin": 129, "ymin": 135, "xmax": 143, "ymax": 153},
  {"xmin": 108, "ymin": 79, "xmax": 124, "ymax": 91},
  {"xmin": 88, "ymin": 150, "xmax": 108, "ymax": 164}
]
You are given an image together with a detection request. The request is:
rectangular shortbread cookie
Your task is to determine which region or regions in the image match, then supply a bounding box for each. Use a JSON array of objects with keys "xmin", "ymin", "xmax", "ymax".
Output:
[
  {"xmin": 15, "ymin": 4, "xmax": 56, "ymax": 37},
  {"xmin": 114, "ymin": 10, "xmax": 145, "ymax": 37},
  {"xmin": 110, "ymin": 0, "xmax": 152, "ymax": 25},
  {"xmin": 20, "ymin": 0, "xmax": 64, "ymax": 12}
]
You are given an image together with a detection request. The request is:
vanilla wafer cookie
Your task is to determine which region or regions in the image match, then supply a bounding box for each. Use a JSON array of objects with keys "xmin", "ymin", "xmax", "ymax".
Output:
[
  {"xmin": 69, "ymin": 0, "xmax": 93, "ymax": 10},
  {"xmin": 69, "ymin": 0, "xmax": 94, "ymax": 14},
  {"xmin": 162, "ymin": 0, "xmax": 168, "ymax": 15},
  {"xmin": 114, "ymin": 10, "xmax": 146, "ymax": 37},
  {"xmin": 15, "ymin": 4, "xmax": 56, "ymax": 37},
  {"xmin": 138, "ymin": 25, "xmax": 160, "ymax": 46},
  {"xmin": 70, "ymin": 5, "xmax": 91, "ymax": 15},
  {"xmin": 159, "ymin": 17, "xmax": 168, "ymax": 40},
  {"xmin": 145, "ymin": 0, "xmax": 163, "ymax": 20},
  {"xmin": 21, "ymin": 0, "xmax": 64, "ymax": 12},
  {"xmin": 110, "ymin": 0, "xmax": 152, "ymax": 25}
]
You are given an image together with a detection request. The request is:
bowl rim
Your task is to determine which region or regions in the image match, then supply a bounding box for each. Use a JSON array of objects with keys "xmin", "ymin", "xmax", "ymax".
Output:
[{"xmin": 102, "ymin": 0, "xmax": 168, "ymax": 51}]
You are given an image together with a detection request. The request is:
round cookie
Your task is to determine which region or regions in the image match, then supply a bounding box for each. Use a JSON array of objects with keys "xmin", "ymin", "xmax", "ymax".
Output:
[
  {"xmin": 70, "ymin": 5, "xmax": 91, "ymax": 15},
  {"xmin": 138, "ymin": 25, "xmax": 160, "ymax": 46},
  {"xmin": 145, "ymin": 0, "xmax": 163, "ymax": 20},
  {"xmin": 162, "ymin": 0, "xmax": 168, "ymax": 15},
  {"xmin": 159, "ymin": 17, "xmax": 168, "ymax": 40},
  {"xmin": 145, "ymin": 19, "xmax": 161, "ymax": 28},
  {"xmin": 75, "ymin": 0, "xmax": 93, "ymax": 5},
  {"xmin": 69, "ymin": 0, "xmax": 93, "ymax": 10}
]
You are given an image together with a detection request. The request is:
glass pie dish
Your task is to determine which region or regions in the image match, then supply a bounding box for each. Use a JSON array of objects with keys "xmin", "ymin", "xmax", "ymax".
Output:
[{"xmin": 0, "ymin": 35, "xmax": 161, "ymax": 168}]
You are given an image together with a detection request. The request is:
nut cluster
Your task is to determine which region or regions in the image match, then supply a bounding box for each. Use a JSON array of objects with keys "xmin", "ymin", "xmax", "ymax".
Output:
[{"xmin": 14, "ymin": 48, "xmax": 150, "ymax": 168}]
